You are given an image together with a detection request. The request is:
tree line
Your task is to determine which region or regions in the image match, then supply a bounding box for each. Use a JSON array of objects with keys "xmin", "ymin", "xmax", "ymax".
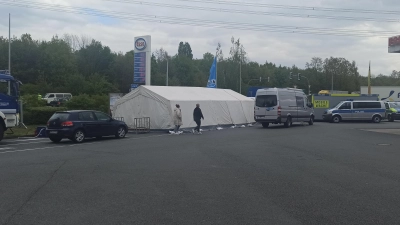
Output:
[{"xmin": 0, "ymin": 33, "xmax": 399, "ymax": 96}]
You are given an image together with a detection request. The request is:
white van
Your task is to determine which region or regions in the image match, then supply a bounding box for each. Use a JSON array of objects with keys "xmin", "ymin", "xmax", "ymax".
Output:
[
  {"xmin": 254, "ymin": 88, "xmax": 315, "ymax": 128},
  {"xmin": 323, "ymin": 100, "xmax": 386, "ymax": 123},
  {"xmin": 42, "ymin": 93, "xmax": 72, "ymax": 104}
]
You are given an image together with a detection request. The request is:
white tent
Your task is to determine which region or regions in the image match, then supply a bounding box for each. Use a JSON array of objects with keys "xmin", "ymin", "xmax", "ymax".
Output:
[{"xmin": 112, "ymin": 86, "xmax": 255, "ymax": 130}]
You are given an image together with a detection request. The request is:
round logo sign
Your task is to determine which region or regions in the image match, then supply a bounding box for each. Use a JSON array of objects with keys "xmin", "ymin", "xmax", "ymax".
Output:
[{"xmin": 135, "ymin": 38, "xmax": 146, "ymax": 51}]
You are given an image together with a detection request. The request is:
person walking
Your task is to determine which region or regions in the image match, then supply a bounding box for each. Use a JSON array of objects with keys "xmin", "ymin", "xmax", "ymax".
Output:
[
  {"xmin": 193, "ymin": 103, "xmax": 204, "ymax": 134},
  {"xmin": 173, "ymin": 104, "xmax": 183, "ymax": 134}
]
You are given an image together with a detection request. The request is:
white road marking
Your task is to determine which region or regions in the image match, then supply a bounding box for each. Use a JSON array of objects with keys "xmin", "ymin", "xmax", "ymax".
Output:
[
  {"xmin": 0, "ymin": 147, "xmax": 15, "ymax": 151},
  {"xmin": 0, "ymin": 134, "xmax": 169, "ymax": 154}
]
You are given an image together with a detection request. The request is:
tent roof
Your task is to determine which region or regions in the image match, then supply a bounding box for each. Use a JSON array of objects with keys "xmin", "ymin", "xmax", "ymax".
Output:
[{"xmin": 124, "ymin": 86, "xmax": 252, "ymax": 102}]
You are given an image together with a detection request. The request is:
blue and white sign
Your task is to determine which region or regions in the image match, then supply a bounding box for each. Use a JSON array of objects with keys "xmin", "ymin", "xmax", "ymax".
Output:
[{"xmin": 133, "ymin": 35, "xmax": 151, "ymax": 86}]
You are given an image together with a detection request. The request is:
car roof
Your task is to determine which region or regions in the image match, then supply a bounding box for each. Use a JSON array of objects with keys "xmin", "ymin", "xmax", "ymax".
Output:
[{"xmin": 54, "ymin": 110, "xmax": 100, "ymax": 113}]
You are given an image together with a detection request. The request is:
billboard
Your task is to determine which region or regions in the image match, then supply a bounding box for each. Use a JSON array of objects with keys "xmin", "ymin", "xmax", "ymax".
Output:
[
  {"xmin": 388, "ymin": 35, "xmax": 400, "ymax": 53},
  {"xmin": 361, "ymin": 86, "xmax": 400, "ymax": 101},
  {"xmin": 133, "ymin": 35, "xmax": 151, "ymax": 86}
]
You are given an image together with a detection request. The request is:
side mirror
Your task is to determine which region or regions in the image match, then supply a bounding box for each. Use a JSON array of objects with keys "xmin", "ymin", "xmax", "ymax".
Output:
[{"xmin": 307, "ymin": 103, "xmax": 313, "ymax": 108}]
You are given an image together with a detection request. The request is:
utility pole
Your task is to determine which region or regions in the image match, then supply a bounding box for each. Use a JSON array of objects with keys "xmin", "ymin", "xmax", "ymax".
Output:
[
  {"xmin": 239, "ymin": 49, "xmax": 243, "ymax": 94},
  {"xmin": 216, "ymin": 50, "xmax": 218, "ymax": 88},
  {"xmin": 8, "ymin": 13, "xmax": 11, "ymax": 73},
  {"xmin": 166, "ymin": 60, "xmax": 168, "ymax": 86}
]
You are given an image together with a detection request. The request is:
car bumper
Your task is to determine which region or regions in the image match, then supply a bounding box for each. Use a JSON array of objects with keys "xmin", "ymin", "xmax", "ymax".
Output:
[
  {"xmin": 322, "ymin": 114, "xmax": 332, "ymax": 121},
  {"xmin": 390, "ymin": 113, "xmax": 400, "ymax": 120},
  {"xmin": 46, "ymin": 128, "xmax": 74, "ymax": 138},
  {"xmin": 255, "ymin": 116, "xmax": 282, "ymax": 123}
]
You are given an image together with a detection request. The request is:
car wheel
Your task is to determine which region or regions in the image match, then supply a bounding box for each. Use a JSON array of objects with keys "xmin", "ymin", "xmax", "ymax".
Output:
[
  {"xmin": 49, "ymin": 136, "xmax": 62, "ymax": 143},
  {"xmin": 372, "ymin": 115, "xmax": 381, "ymax": 123},
  {"xmin": 388, "ymin": 114, "xmax": 394, "ymax": 122},
  {"xmin": 116, "ymin": 126, "xmax": 127, "ymax": 138},
  {"xmin": 308, "ymin": 116, "xmax": 314, "ymax": 125},
  {"xmin": 284, "ymin": 117, "xmax": 292, "ymax": 128},
  {"xmin": 72, "ymin": 129, "xmax": 85, "ymax": 143},
  {"xmin": 261, "ymin": 122, "xmax": 269, "ymax": 128},
  {"xmin": 332, "ymin": 115, "xmax": 341, "ymax": 123}
]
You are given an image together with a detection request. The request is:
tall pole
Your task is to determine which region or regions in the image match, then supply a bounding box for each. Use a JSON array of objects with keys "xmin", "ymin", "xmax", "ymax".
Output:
[
  {"xmin": 216, "ymin": 50, "xmax": 218, "ymax": 88},
  {"xmin": 239, "ymin": 50, "xmax": 242, "ymax": 94},
  {"xmin": 8, "ymin": 13, "xmax": 11, "ymax": 73},
  {"xmin": 166, "ymin": 60, "xmax": 168, "ymax": 86}
]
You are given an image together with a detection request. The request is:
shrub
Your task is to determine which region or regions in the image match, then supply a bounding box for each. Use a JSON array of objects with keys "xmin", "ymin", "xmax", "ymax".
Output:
[
  {"xmin": 65, "ymin": 94, "xmax": 109, "ymax": 113},
  {"xmin": 23, "ymin": 107, "xmax": 67, "ymax": 125},
  {"xmin": 21, "ymin": 94, "xmax": 47, "ymax": 109}
]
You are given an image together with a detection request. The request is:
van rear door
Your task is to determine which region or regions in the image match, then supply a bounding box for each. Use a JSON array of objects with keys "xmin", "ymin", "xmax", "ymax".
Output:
[{"xmin": 255, "ymin": 94, "xmax": 278, "ymax": 120}]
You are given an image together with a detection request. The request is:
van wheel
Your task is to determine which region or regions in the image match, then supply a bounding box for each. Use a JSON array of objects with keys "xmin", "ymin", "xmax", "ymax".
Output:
[
  {"xmin": 284, "ymin": 117, "xmax": 292, "ymax": 128},
  {"xmin": 308, "ymin": 116, "xmax": 314, "ymax": 125},
  {"xmin": 388, "ymin": 114, "xmax": 394, "ymax": 122},
  {"xmin": 261, "ymin": 122, "xmax": 269, "ymax": 128},
  {"xmin": 332, "ymin": 115, "xmax": 341, "ymax": 123},
  {"xmin": 372, "ymin": 115, "xmax": 381, "ymax": 123}
]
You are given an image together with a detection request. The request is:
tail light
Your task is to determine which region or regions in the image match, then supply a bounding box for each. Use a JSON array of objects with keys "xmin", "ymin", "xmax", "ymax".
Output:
[
  {"xmin": 278, "ymin": 106, "xmax": 282, "ymax": 116},
  {"xmin": 46, "ymin": 121, "xmax": 49, "ymax": 127},
  {"xmin": 61, "ymin": 121, "xmax": 74, "ymax": 127}
]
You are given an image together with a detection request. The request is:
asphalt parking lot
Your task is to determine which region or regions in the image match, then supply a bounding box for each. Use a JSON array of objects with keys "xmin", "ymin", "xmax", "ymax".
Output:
[{"xmin": 1, "ymin": 121, "xmax": 400, "ymax": 225}]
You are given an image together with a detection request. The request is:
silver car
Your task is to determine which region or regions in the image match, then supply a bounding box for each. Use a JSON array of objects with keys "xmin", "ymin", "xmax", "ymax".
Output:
[{"xmin": 323, "ymin": 101, "xmax": 385, "ymax": 123}]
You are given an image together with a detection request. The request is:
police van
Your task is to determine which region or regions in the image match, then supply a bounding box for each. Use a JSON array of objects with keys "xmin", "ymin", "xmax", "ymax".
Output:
[
  {"xmin": 323, "ymin": 100, "xmax": 385, "ymax": 123},
  {"xmin": 254, "ymin": 88, "xmax": 314, "ymax": 128}
]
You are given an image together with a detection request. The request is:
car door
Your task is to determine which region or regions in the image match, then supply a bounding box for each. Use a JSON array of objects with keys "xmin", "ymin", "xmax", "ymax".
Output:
[
  {"xmin": 295, "ymin": 95, "xmax": 306, "ymax": 122},
  {"xmin": 338, "ymin": 102, "xmax": 352, "ymax": 120},
  {"xmin": 78, "ymin": 111, "xmax": 100, "ymax": 137},
  {"xmin": 94, "ymin": 111, "xmax": 115, "ymax": 136}
]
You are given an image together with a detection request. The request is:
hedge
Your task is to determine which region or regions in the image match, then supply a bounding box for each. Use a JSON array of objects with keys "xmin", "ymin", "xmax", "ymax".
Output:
[{"xmin": 23, "ymin": 107, "xmax": 68, "ymax": 125}]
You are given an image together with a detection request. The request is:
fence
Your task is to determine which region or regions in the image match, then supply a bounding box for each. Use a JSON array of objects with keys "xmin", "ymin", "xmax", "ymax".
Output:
[{"xmin": 133, "ymin": 117, "xmax": 150, "ymax": 134}]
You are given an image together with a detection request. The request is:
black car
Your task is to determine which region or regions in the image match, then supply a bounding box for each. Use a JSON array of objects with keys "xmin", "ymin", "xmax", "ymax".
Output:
[
  {"xmin": 48, "ymin": 97, "xmax": 69, "ymax": 107},
  {"xmin": 46, "ymin": 110, "xmax": 128, "ymax": 143}
]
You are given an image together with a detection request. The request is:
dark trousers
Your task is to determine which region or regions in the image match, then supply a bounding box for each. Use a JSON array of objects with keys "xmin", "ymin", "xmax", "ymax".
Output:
[{"xmin": 194, "ymin": 119, "xmax": 201, "ymax": 132}]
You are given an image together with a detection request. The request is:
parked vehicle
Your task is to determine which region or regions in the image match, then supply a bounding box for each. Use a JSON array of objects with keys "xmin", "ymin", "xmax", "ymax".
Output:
[
  {"xmin": 254, "ymin": 88, "xmax": 314, "ymax": 128},
  {"xmin": 42, "ymin": 93, "xmax": 72, "ymax": 104},
  {"xmin": 49, "ymin": 97, "xmax": 69, "ymax": 107},
  {"xmin": 46, "ymin": 110, "xmax": 128, "ymax": 143},
  {"xmin": 0, "ymin": 70, "xmax": 22, "ymax": 141},
  {"xmin": 323, "ymin": 100, "xmax": 385, "ymax": 123},
  {"xmin": 385, "ymin": 101, "xmax": 400, "ymax": 122}
]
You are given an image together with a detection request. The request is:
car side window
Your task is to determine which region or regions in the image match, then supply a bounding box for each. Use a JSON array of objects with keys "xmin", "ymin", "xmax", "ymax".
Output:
[
  {"xmin": 79, "ymin": 112, "xmax": 96, "ymax": 121},
  {"xmin": 385, "ymin": 103, "xmax": 389, "ymax": 109},
  {"xmin": 94, "ymin": 112, "xmax": 110, "ymax": 121},
  {"xmin": 339, "ymin": 102, "xmax": 351, "ymax": 110},
  {"xmin": 48, "ymin": 94, "xmax": 54, "ymax": 98}
]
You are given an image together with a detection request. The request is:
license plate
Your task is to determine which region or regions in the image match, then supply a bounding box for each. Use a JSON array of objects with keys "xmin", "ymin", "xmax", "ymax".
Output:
[{"xmin": 50, "ymin": 131, "xmax": 58, "ymax": 134}]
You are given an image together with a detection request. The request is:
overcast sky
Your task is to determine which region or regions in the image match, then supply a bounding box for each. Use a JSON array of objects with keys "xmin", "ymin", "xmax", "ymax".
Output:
[{"xmin": 0, "ymin": 0, "xmax": 400, "ymax": 77}]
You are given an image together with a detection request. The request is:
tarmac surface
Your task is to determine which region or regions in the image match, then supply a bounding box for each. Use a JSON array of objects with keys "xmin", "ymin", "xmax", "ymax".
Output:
[{"xmin": 1, "ymin": 121, "xmax": 400, "ymax": 224}]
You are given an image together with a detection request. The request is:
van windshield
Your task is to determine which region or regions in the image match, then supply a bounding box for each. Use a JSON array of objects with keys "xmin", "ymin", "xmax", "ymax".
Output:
[{"xmin": 256, "ymin": 95, "xmax": 277, "ymax": 107}]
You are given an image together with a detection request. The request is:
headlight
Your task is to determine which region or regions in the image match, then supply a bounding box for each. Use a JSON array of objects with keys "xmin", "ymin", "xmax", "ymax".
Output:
[{"xmin": 326, "ymin": 111, "xmax": 332, "ymax": 115}]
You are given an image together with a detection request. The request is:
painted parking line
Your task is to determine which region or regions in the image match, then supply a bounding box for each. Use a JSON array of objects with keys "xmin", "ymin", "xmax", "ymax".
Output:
[{"xmin": 0, "ymin": 134, "xmax": 169, "ymax": 154}]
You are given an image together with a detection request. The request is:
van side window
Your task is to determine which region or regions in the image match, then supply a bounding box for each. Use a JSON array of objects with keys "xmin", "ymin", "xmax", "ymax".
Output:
[
  {"xmin": 354, "ymin": 102, "xmax": 381, "ymax": 109},
  {"xmin": 255, "ymin": 95, "xmax": 277, "ymax": 107},
  {"xmin": 56, "ymin": 94, "xmax": 63, "ymax": 98},
  {"xmin": 339, "ymin": 102, "xmax": 351, "ymax": 109},
  {"xmin": 296, "ymin": 96, "xmax": 304, "ymax": 107},
  {"xmin": 48, "ymin": 94, "xmax": 54, "ymax": 98}
]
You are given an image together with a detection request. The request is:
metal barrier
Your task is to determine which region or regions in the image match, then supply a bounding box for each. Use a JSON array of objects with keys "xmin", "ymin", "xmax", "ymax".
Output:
[
  {"xmin": 133, "ymin": 117, "xmax": 150, "ymax": 134},
  {"xmin": 113, "ymin": 117, "xmax": 124, "ymax": 121}
]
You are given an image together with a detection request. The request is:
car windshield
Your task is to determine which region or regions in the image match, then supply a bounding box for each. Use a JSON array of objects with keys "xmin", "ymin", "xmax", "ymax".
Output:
[
  {"xmin": 334, "ymin": 101, "xmax": 345, "ymax": 108},
  {"xmin": 256, "ymin": 95, "xmax": 277, "ymax": 107},
  {"xmin": 49, "ymin": 112, "xmax": 70, "ymax": 122},
  {"xmin": 389, "ymin": 102, "xmax": 400, "ymax": 108}
]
